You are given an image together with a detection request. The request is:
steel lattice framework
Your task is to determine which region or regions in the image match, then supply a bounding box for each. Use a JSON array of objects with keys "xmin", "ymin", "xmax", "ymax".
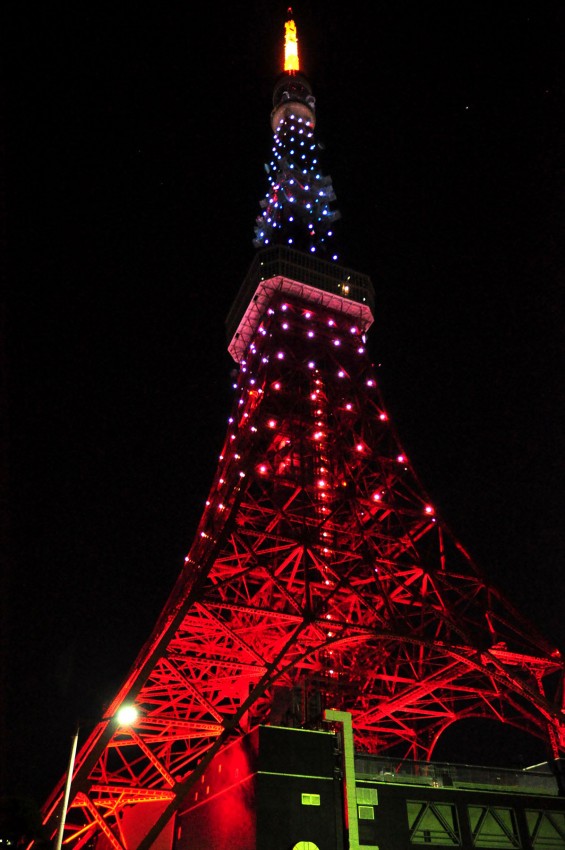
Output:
[
  {"xmin": 39, "ymin": 13, "xmax": 564, "ymax": 850},
  {"xmin": 40, "ymin": 268, "xmax": 565, "ymax": 850}
]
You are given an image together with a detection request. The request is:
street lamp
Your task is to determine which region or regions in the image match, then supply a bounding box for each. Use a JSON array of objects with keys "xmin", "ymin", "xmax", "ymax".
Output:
[
  {"xmin": 53, "ymin": 729, "xmax": 79, "ymax": 850},
  {"xmin": 54, "ymin": 705, "xmax": 139, "ymax": 850}
]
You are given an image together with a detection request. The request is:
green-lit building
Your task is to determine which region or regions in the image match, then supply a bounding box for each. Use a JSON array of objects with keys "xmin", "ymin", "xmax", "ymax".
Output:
[{"xmin": 174, "ymin": 717, "xmax": 565, "ymax": 850}]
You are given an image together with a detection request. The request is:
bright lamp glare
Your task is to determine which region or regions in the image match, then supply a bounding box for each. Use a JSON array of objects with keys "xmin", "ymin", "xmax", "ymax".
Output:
[{"xmin": 116, "ymin": 705, "xmax": 138, "ymax": 726}]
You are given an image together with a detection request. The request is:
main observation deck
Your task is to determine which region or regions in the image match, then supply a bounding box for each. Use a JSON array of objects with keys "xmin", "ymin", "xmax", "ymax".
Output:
[{"xmin": 226, "ymin": 246, "xmax": 375, "ymax": 363}]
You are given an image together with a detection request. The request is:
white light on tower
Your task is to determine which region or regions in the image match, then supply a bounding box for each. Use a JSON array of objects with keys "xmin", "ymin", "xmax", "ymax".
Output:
[{"xmin": 116, "ymin": 704, "xmax": 138, "ymax": 726}]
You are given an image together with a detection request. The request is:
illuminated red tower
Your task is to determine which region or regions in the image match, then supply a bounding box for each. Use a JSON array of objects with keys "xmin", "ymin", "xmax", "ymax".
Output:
[{"xmin": 40, "ymin": 13, "xmax": 565, "ymax": 850}]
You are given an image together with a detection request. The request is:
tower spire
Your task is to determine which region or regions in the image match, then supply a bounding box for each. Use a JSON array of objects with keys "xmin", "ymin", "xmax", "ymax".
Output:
[
  {"xmin": 253, "ymin": 10, "xmax": 341, "ymax": 258},
  {"xmin": 284, "ymin": 9, "xmax": 299, "ymax": 72}
]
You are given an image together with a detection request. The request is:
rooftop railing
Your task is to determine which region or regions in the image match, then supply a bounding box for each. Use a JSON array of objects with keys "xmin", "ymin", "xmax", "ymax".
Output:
[{"xmin": 355, "ymin": 754, "xmax": 560, "ymax": 796}]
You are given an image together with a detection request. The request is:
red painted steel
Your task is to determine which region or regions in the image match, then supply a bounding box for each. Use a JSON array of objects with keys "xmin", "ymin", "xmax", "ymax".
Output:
[
  {"xmin": 37, "ymin": 13, "xmax": 564, "ymax": 850},
  {"xmin": 39, "ymin": 285, "xmax": 564, "ymax": 850}
]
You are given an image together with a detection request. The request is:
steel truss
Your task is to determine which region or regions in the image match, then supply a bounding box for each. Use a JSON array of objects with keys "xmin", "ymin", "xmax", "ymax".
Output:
[{"xmin": 40, "ymin": 287, "xmax": 564, "ymax": 850}]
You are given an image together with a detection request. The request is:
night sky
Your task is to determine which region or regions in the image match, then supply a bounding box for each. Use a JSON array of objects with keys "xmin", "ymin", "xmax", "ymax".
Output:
[{"xmin": 4, "ymin": 2, "xmax": 565, "ymax": 806}]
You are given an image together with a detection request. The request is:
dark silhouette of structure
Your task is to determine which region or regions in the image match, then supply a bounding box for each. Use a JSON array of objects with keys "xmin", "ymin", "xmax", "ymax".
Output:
[{"xmin": 38, "ymin": 12, "xmax": 564, "ymax": 850}]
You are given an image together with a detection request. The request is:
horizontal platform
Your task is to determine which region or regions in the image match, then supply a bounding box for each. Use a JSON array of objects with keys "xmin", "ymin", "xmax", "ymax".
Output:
[
  {"xmin": 227, "ymin": 247, "xmax": 375, "ymax": 363},
  {"xmin": 355, "ymin": 754, "xmax": 563, "ymax": 796}
]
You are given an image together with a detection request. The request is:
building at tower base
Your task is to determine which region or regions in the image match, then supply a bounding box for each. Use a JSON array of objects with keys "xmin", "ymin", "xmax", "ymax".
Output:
[
  {"xmin": 176, "ymin": 725, "xmax": 343, "ymax": 850},
  {"xmin": 174, "ymin": 721, "xmax": 565, "ymax": 850}
]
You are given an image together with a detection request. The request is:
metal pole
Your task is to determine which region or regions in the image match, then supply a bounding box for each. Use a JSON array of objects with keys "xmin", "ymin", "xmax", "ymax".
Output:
[{"xmin": 54, "ymin": 729, "xmax": 79, "ymax": 850}]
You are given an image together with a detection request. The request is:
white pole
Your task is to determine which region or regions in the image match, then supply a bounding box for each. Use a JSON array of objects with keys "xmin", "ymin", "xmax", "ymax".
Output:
[{"xmin": 54, "ymin": 729, "xmax": 79, "ymax": 850}]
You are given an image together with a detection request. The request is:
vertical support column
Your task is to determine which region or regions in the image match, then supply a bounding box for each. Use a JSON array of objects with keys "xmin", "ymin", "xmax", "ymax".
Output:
[{"xmin": 324, "ymin": 710, "xmax": 361, "ymax": 850}]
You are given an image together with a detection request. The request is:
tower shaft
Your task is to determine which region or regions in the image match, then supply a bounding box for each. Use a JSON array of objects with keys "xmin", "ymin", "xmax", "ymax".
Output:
[
  {"xmin": 38, "ymin": 13, "xmax": 564, "ymax": 850},
  {"xmin": 40, "ymin": 249, "xmax": 564, "ymax": 850}
]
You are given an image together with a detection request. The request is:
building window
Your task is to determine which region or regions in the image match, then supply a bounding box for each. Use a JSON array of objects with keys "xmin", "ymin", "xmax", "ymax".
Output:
[
  {"xmin": 407, "ymin": 800, "xmax": 461, "ymax": 845},
  {"xmin": 358, "ymin": 805, "xmax": 375, "ymax": 820},
  {"xmin": 526, "ymin": 809, "xmax": 565, "ymax": 848},
  {"xmin": 357, "ymin": 786, "xmax": 379, "ymax": 805},
  {"xmin": 301, "ymin": 793, "xmax": 321, "ymax": 806},
  {"xmin": 468, "ymin": 805, "xmax": 520, "ymax": 848}
]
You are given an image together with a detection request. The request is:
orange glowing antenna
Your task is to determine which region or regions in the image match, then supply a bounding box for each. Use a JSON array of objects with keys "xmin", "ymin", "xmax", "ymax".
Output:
[{"xmin": 284, "ymin": 9, "xmax": 299, "ymax": 72}]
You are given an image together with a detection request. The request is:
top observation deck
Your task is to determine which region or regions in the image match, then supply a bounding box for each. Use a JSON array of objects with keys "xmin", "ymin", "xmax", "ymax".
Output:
[{"xmin": 226, "ymin": 246, "xmax": 375, "ymax": 363}]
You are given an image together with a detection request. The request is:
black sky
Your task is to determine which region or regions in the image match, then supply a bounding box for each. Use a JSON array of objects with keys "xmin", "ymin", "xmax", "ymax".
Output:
[{"xmin": 4, "ymin": 2, "xmax": 565, "ymax": 805}]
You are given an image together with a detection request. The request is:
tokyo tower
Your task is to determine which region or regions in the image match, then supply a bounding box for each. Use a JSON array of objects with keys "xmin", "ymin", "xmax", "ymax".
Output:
[{"xmin": 39, "ymin": 12, "xmax": 564, "ymax": 850}]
